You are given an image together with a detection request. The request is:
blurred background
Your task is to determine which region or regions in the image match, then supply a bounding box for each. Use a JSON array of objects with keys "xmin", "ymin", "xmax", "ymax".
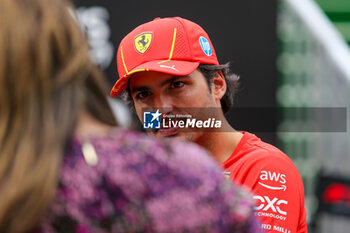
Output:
[{"xmin": 71, "ymin": 0, "xmax": 350, "ymax": 232}]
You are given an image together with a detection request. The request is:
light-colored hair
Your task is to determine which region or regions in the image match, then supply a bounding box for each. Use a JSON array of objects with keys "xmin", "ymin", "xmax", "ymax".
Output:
[{"xmin": 0, "ymin": 0, "xmax": 116, "ymax": 232}]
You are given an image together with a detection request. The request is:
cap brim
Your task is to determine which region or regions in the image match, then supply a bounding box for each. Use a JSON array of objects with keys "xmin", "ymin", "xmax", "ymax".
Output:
[{"xmin": 110, "ymin": 60, "xmax": 200, "ymax": 97}]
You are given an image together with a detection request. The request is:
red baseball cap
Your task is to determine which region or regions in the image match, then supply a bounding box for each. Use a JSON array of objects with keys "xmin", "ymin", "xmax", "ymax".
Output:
[{"xmin": 110, "ymin": 17, "xmax": 219, "ymax": 97}]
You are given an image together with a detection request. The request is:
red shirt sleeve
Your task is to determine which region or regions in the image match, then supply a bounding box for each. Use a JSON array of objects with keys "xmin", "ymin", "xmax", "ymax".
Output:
[{"xmin": 229, "ymin": 153, "xmax": 308, "ymax": 233}]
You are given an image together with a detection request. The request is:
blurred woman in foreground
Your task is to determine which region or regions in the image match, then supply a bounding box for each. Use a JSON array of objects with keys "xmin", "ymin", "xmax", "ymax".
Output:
[{"xmin": 0, "ymin": 0, "xmax": 260, "ymax": 232}]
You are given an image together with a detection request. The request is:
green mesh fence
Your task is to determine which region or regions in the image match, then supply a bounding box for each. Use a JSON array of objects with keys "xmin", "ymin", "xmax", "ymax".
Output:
[{"xmin": 277, "ymin": 0, "xmax": 350, "ymax": 231}]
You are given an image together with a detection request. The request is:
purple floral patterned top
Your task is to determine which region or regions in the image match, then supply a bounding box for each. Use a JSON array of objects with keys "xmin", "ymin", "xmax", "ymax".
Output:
[{"xmin": 34, "ymin": 128, "xmax": 261, "ymax": 233}]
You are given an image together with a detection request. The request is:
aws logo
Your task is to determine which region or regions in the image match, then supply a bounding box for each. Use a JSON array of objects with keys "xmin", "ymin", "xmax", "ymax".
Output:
[
  {"xmin": 134, "ymin": 32, "xmax": 152, "ymax": 54},
  {"xmin": 258, "ymin": 170, "xmax": 287, "ymax": 191}
]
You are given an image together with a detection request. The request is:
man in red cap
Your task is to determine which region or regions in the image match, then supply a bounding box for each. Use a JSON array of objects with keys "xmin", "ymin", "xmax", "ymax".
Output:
[{"xmin": 111, "ymin": 17, "xmax": 308, "ymax": 233}]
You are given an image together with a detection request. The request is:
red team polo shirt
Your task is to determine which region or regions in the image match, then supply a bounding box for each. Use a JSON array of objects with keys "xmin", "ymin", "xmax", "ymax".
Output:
[{"xmin": 222, "ymin": 132, "xmax": 307, "ymax": 233}]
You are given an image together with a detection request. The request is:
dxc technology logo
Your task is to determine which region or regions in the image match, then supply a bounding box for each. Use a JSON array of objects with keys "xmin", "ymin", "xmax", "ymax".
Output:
[{"xmin": 143, "ymin": 110, "xmax": 161, "ymax": 129}]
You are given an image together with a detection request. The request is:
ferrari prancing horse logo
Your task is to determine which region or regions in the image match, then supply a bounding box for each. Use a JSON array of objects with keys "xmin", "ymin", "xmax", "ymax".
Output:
[{"xmin": 134, "ymin": 32, "xmax": 152, "ymax": 54}]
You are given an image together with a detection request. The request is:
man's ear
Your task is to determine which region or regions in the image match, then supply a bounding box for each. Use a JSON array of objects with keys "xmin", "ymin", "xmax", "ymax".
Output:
[{"xmin": 211, "ymin": 71, "xmax": 226, "ymax": 101}]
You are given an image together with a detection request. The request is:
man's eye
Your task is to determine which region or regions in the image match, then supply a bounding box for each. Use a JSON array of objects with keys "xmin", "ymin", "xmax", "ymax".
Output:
[
  {"xmin": 136, "ymin": 91, "xmax": 150, "ymax": 100},
  {"xmin": 170, "ymin": 81, "xmax": 185, "ymax": 89}
]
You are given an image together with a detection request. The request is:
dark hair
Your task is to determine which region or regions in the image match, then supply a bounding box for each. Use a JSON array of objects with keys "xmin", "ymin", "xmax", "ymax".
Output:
[
  {"xmin": 122, "ymin": 62, "xmax": 239, "ymax": 114},
  {"xmin": 198, "ymin": 62, "xmax": 239, "ymax": 113}
]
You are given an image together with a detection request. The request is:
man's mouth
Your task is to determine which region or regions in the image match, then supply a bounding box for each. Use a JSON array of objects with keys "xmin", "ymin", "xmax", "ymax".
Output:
[{"xmin": 158, "ymin": 127, "xmax": 179, "ymax": 137}]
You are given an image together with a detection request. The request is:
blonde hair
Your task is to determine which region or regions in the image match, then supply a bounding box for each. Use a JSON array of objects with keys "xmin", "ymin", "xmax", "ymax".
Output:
[{"xmin": 0, "ymin": 0, "xmax": 116, "ymax": 232}]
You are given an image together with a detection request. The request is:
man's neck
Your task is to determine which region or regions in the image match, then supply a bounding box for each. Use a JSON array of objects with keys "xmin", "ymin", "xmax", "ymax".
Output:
[{"xmin": 195, "ymin": 119, "xmax": 243, "ymax": 164}]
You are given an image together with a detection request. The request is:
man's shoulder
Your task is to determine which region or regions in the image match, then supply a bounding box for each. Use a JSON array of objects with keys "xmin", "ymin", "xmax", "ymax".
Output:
[
  {"xmin": 225, "ymin": 132, "xmax": 307, "ymax": 233},
  {"xmin": 239, "ymin": 133, "xmax": 290, "ymax": 160},
  {"xmin": 225, "ymin": 132, "xmax": 297, "ymax": 172}
]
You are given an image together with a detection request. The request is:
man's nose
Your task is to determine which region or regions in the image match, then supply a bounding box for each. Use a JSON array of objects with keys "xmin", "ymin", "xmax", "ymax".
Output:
[{"xmin": 154, "ymin": 95, "xmax": 174, "ymax": 113}]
